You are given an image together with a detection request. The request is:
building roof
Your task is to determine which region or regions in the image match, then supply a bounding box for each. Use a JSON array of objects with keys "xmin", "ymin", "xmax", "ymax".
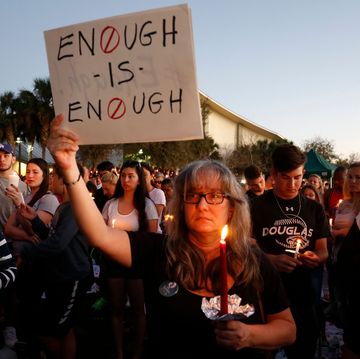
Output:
[{"xmin": 199, "ymin": 90, "xmax": 284, "ymax": 141}]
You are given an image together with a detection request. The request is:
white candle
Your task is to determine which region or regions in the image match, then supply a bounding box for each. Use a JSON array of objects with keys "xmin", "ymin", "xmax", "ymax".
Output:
[
  {"xmin": 294, "ymin": 239, "xmax": 301, "ymax": 258},
  {"xmin": 8, "ymin": 173, "xmax": 19, "ymax": 188}
]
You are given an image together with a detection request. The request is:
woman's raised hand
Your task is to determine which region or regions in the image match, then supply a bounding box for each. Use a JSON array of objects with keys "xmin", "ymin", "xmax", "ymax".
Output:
[
  {"xmin": 47, "ymin": 114, "xmax": 79, "ymax": 171},
  {"xmin": 5, "ymin": 185, "xmax": 23, "ymax": 207}
]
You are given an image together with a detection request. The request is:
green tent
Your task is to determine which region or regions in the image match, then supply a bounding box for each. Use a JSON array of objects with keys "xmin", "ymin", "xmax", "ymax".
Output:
[{"xmin": 305, "ymin": 149, "xmax": 336, "ymax": 178}]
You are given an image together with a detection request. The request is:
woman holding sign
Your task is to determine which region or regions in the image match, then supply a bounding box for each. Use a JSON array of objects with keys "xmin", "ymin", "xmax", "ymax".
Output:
[{"xmin": 47, "ymin": 114, "xmax": 295, "ymax": 358}]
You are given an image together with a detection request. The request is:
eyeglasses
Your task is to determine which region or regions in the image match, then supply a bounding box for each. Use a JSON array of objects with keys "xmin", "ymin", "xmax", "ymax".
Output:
[
  {"xmin": 184, "ymin": 191, "xmax": 228, "ymax": 205},
  {"xmin": 154, "ymin": 181, "xmax": 162, "ymax": 184}
]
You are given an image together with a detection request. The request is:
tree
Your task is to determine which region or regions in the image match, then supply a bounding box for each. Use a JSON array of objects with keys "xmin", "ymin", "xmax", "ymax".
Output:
[
  {"xmin": 123, "ymin": 95, "xmax": 220, "ymax": 169},
  {"xmin": 78, "ymin": 144, "xmax": 123, "ymax": 169},
  {"xmin": 227, "ymin": 138, "xmax": 291, "ymax": 177},
  {"xmin": 33, "ymin": 78, "xmax": 54, "ymax": 158},
  {"xmin": 335, "ymin": 152, "xmax": 360, "ymax": 167},
  {"xmin": 14, "ymin": 89, "xmax": 38, "ymax": 148},
  {"xmin": 0, "ymin": 91, "xmax": 17, "ymax": 147},
  {"xmin": 123, "ymin": 136, "xmax": 220, "ymax": 170},
  {"xmin": 302, "ymin": 137, "xmax": 338, "ymax": 163}
]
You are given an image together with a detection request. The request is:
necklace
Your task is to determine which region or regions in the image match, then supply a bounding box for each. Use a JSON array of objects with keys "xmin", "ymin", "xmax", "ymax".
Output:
[{"xmin": 273, "ymin": 192, "xmax": 302, "ymax": 218}]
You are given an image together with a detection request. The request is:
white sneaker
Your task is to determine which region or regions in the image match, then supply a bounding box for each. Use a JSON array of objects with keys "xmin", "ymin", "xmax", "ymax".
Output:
[{"xmin": 3, "ymin": 326, "xmax": 18, "ymax": 348}]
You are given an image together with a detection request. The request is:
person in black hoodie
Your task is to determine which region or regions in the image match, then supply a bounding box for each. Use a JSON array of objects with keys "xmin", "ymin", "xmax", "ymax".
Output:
[{"xmin": 18, "ymin": 163, "xmax": 92, "ymax": 359}]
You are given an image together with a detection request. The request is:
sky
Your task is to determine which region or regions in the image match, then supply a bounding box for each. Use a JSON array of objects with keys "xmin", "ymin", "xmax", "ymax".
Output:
[{"xmin": 1, "ymin": 0, "xmax": 359, "ymax": 158}]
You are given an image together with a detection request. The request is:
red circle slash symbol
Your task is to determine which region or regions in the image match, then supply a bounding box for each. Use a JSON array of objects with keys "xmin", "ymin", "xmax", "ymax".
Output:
[
  {"xmin": 108, "ymin": 98, "xmax": 126, "ymax": 120},
  {"xmin": 100, "ymin": 26, "xmax": 120, "ymax": 54}
]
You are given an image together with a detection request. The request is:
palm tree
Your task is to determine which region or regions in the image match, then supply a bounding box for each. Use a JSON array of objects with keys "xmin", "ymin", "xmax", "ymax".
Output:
[
  {"xmin": 14, "ymin": 90, "xmax": 39, "ymax": 151},
  {"xmin": 0, "ymin": 91, "xmax": 17, "ymax": 147},
  {"xmin": 33, "ymin": 78, "xmax": 54, "ymax": 158}
]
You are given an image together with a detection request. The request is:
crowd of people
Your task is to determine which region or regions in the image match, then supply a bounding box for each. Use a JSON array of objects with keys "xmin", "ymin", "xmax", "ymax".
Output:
[{"xmin": 0, "ymin": 119, "xmax": 359, "ymax": 359}]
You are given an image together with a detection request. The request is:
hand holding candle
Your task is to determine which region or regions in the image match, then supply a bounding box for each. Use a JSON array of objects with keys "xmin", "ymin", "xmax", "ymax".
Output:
[
  {"xmin": 220, "ymin": 224, "xmax": 228, "ymax": 315},
  {"xmin": 285, "ymin": 238, "xmax": 302, "ymax": 258},
  {"xmin": 8, "ymin": 173, "xmax": 19, "ymax": 188}
]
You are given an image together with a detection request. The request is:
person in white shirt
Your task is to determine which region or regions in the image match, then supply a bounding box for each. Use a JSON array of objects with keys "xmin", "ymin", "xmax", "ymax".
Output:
[
  {"xmin": 141, "ymin": 163, "xmax": 166, "ymax": 233},
  {"xmin": 101, "ymin": 160, "xmax": 158, "ymax": 359}
]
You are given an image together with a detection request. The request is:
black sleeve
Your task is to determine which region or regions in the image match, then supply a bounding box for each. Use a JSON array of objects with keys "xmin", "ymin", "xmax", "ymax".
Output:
[
  {"xmin": 128, "ymin": 231, "xmax": 166, "ymax": 276},
  {"xmin": 30, "ymin": 215, "xmax": 50, "ymax": 239},
  {"xmin": 25, "ymin": 205, "xmax": 79, "ymax": 258}
]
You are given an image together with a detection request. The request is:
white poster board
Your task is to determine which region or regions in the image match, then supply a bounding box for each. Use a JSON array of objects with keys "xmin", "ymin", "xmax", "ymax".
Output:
[{"xmin": 44, "ymin": 4, "xmax": 203, "ymax": 145}]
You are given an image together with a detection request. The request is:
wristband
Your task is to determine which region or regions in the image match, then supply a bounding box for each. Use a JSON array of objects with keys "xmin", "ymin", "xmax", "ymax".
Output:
[{"xmin": 63, "ymin": 172, "xmax": 81, "ymax": 186}]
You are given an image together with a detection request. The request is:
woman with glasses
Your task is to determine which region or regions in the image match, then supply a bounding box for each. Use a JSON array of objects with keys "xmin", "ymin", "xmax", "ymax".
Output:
[
  {"xmin": 47, "ymin": 114, "xmax": 295, "ymax": 359},
  {"xmin": 334, "ymin": 162, "xmax": 360, "ymax": 359}
]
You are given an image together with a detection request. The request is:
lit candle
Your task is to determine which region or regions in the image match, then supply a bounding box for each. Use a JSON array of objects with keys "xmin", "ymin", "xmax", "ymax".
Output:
[
  {"xmin": 111, "ymin": 219, "xmax": 116, "ymax": 228},
  {"xmin": 8, "ymin": 173, "xmax": 19, "ymax": 188},
  {"xmin": 329, "ymin": 218, "xmax": 333, "ymax": 228},
  {"xmin": 220, "ymin": 224, "xmax": 228, "ymax": 315},
  {"xmin": 294, "ymin": 238, "xmax": 301, "ymax": 258},
  {"xmin": 337, "ymin": 199, "xmax": 343, "ymax": 207},
  {"xmin": 164, "ymin": 214, "xmax": 174, "ymax": 221}
]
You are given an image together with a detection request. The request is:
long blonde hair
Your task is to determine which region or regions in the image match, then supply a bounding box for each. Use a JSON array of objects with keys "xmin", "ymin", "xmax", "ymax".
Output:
[{"xmin": 165, "ymin": 160, "xmax": 262, "ymax": 294}]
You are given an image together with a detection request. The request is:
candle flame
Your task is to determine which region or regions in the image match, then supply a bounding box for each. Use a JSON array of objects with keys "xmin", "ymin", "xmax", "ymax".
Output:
[
  {"xmin": 164, "ymin": 214, "xmax": 174, "ymax": 221},
  {"xmin": 220, "ymin": 225, "xmax": 228, "ymax": 243},
  {"xmin": 296, "ymin": 238, "xmax": 301, "ymax": 245},
  {"xmin": 111, "ymin": 219, "xmax": 116, "ymax": 228},
  {"xmin": 329, "ymin": 218, "xmax": 333, "ymax": 227}
]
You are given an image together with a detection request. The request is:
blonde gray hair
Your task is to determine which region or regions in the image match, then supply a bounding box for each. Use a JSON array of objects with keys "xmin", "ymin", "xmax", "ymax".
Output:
[
  {"xmin": 101, "ymin": 171, "xmax": 119, "ymax": 186},
  {"xmin": 165, "ymin": 160, "xmax": 262, "ymax": 294}
]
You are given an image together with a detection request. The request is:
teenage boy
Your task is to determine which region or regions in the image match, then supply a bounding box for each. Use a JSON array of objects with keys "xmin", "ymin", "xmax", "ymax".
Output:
[{"xmin": 251, "ymin": 144, "xmax": 329, "ymax": 359}]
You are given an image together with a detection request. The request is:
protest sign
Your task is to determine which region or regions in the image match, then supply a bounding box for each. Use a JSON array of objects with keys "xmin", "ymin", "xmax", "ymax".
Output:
[{"xmin": 44, "ymin": 4, "xmax": 203, "ymax": 144}]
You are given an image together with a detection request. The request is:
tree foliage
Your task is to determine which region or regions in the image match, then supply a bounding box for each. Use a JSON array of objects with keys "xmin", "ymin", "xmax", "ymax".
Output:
[
  {"xmin": 0, "ymin": 91, "xmax": 17, "ymax": 146},
  {"xmin": 0, "ymin": 79, "xmax": 54, "ymax": 158},
  {"xmin": 122, "ymin": 95, "xmax": 220, "ymax": 170},
  {"xmin": 302, "ymin": 137, "xmax": 338, "ymax": 163},
  {"xmin": 123, "ymin": 136, "xmax": 220, "ymax": 170},
  {"xmin": 78, "ymin": 144, "xmax": 123, "ymax": 169},
  {"xmin": 226, "ymin": 139, "xmax": 291, "ymax": 176}
]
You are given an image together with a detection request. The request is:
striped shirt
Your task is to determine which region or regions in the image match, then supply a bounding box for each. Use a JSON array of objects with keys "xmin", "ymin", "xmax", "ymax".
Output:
[{"xmin": 0, "ymin": 233, "xmax": 17, "ymax": 289}]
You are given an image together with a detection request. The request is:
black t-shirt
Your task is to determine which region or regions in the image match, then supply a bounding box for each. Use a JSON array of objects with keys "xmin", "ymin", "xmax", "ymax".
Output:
[
  {"xmin": 251, "ymin": 190, "xmax": 329, "ymax": 305},
  {"xmin": 128, "ymin": 231, "xmax": 289, "ymax": 358}
]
